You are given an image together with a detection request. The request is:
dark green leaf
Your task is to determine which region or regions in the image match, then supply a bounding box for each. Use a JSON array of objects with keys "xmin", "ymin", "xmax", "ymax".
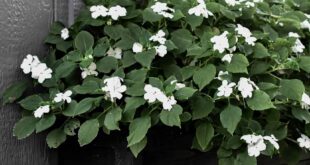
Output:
[{"xmin": 78, "ymin": 119, "xmax": 100, "ymax": 146}]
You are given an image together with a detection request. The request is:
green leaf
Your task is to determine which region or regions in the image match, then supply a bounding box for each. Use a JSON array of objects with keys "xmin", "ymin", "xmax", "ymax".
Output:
[
  {"xmin": 280, "ymin": 79, "xmax": 305, "ymax": 101},
  {"xmin": 190, "ymin": 95, "xmax": 214, "ymax": 120},
  {"xmin": 195, "ymin": 122, "xmax": 214, "ymax": 150},
  {"xmin": 104, "ymin": 107, "xmax": 122, "ymax": 131},
  {"xmin": 78, "ymin": 119, "xmax": 100, "ymax": 146},
  {"xmin": 122, "ymin": 51, "xmax": 136, "ymax": 68},
  {"xmin": 185, "ymin": 14, "xmax": 203, "ymax": 30},
  {"xmin": 220, "ymin": 105, "xmax": 242, "ymax": 135},
  {"xmin": 96, "ymin": 56, "xmax": 118, "ymax": 73},
  {"xmin": 142, "ymin": 8, "xmax": 162, "ymax": 23},
  {"xmin": 64, "ymin": 119, "xmax": 80, "ymax": 136},
  {"xmin": 298, "ymin": 56, "xmax": 310, "ymax": 73},
  {"xmin": 104, "ymin": 25, "xmax": 124, "ymax": 40},
  {"xmin": 159, "ymin": 105, "xmax": 183, "ymax": 127},
  {"xmin": 193, "ymin": 64, "xmax": 216, "ymax": 90},
  {"xmin": 63, "ymin": 98, "xmax": 100, "ymax": 116},
  {"xmin": 73, "ymin": 80, "xmax": 100, "ymax": 94},
  {"xmin": 2, "ymin": 81, "xmax": 30, "ymax": 104},
  {"xmin": 49, "ymin": 22, "xmax": 64, "ymax": 34},
  {"xmin": 74, "ymin": 31, "xmax": 94, "ymax": 53},
  {"xmin": 127, "ymin": 116, "xmax": 151, "ymax": 147},
  {"xmin": 220, "ymin": 7, "xmax": 237, "ymax": 21},
  {"xmin": 55, "ymin": 61, "xmax": 77, "ymax": 79},
  {"xmin": 94, "ymin": 42, "xmax": 109, "ymax": 57},
  {"xmin": 171, "ymin": 29, "xmax": 193, "ymax": 53},
  {"xmin": 36, "ymin": 114, "xmax": 56, "ymax": 133},
  {"xmin": 13, "ymin": 116, "xmax": 38, "ymax": 139},
  {"xmin": 226, "ymin": 54, "xmax": 249, "ymax": 73},
  {"xmin": 174, "ymin": 87, "xmax": 197, "ymax": 100},
  {"xmin": 123, "ymin": 97, "xmax": 146, "ymax": 122},
  {"xmin": 292, "ymin": 108, "xmax": 310, "ymax": 124},
  {"xmin": 126, "ymin": 82, "xmax": 145, "ymax": 96},
  {"xmin": 254, "ymin": 43, "xmax": 270, "ymax": 58},
  {"xmin": 234, "ymin": 151, "xmax": 257, "ymax": 165},
  {"xmin": 247, "ymin": 90, "xmax": 275, "ymax": 110},
  {"xmin": 134, "ymin": 49, "xmax": 156, "ymax": 69},
  {"xmin": 126, "ymin": 69, "xmax": 148, "ymax": 82},
  {"xmin": 18, "ymin": 95, "xmax": 43, "ymax": 110},
  {"xmin": 46, "ymin": 128, "xmax": 67, "ymax": 148},
  {"xmin": 129, "ymin": 137, "xmax": 147, "ymax": 158}
]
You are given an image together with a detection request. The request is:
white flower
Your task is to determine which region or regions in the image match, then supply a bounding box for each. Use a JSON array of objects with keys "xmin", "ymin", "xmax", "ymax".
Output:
[
  {"xmin": 288, "ymin": 32, "xmax": 300, "ymax": 38},
  {"xmin": 301, "ymin": 20, "xmax": 310, "ymax": 32},
  {"xmin": 188, "ymin": 0, "xmax": 213, "ymax": 18},
  {"xmin": 305, "ymin": 14, "xmax": 310, "ymax": 19},
  {"xmin": 292, "ymin": 39, "xmax": 305, "ymax": 53},
  {"xmin": 132, "ymin": 42, "xmax": 143, "ymax": 53},
  {"xmin": 297, "ymin": 134, "xmax": 310, "ymax": 150},
  {"xmin": 237, "ymin": 77, "xmax": 258, "ymax": 98},
  {"xmin": 107, "ymin": 47, "xmax": 122, "ymax": 59},
  {"xmin": 263, "ymin": 135, "xmax": 279, "ymax": 150},
  {"xmin": 241, "ymin": 134, "xmax": 266, "ymax": 157},
  {"xmin": 245, "ymin": 2, "xmax": 255, "ymax": 8},
  {"xmin": 31, "ymin": 63, "xmax": 53, "ymax": 83},
  {"xmin": 150, "ymin": 30, "xmax": 166, "ymax": 45},
  {"xmin": 61, "ymin": 28, "xmax": 69, "ymax": 40},
  {"xmin": 155, "ymin": 45, "xmax": 168, "ymax": 57},
  {"xmin": 222, "ymin": 54, "xmax": 233, "ymax": 63},
  {"xmin": 108, "ymin": 5, "xmax": 127, "ymax": 20},
  {"xmin": 216, "ymin": 71, "xmax": 230, "ymax": 80},
  {"xmin": 54, "ymin": 90, "xmax": 73, "ymax": 103},
  {"xmin": 162, "ymin": 96, "xmax": 177, "ymax": 111},
  {"xmin": 210, "ymin": 31, "xmax": 229, "ymax": 53},
  {"xmin": 151, "ymin": 2, "xmax": 175, "ymax": 19},
  {"xmin": 20, "ymin": 54, "xmax": 40, "ymax": 74},
  {"xmin": 90, "ymin": 5, "xmax": 108, "ymax": 19},
  {"xmin": 171, "ymin": 80, "xmax": 186, "ymax": 90},
  {"xmin": 144, "ymin": 84, "xmax": 165, "ymax": 103},
  {"xmin": 301, "ymin": 93, "xmax": 310, "ymax": 110},
  {"xmin": 235, "ymin": 24, "xmax": 257, "ymax": 46},
  {"xmin": 102, "ymin": 77, "xmax": 127, "ymax": 102},
  {"xmin": 34, "ymin": 105, "xmax": 50, "ymax": 118},
  {"xmin": 81, "ymin": 62, "xmax": 98, "ymax": 79},
  {"xmin": 217, "ymin": 80, "xmax": 236, "ymax": 97},
  {"xmin": 225, "ymin": 0, "xmax": 240, "ymax": 6}
]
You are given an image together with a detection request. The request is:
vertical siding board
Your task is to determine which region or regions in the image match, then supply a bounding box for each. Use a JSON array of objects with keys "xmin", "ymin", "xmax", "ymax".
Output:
[{"xmin": 0, "ymin": 0, "xmax": 57, "ymax": 164}]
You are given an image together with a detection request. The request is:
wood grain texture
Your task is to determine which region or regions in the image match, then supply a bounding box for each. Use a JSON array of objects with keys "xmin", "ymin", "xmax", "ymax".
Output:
[{"xmin": 0, "ymin": 0, "xmax": 57, "ymax": 164}]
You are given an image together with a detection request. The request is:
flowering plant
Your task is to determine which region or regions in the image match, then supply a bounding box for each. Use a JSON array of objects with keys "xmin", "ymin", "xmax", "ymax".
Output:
[{"xmin": 2, "ymin": 0, "xmax": 310, "ymax": 164}]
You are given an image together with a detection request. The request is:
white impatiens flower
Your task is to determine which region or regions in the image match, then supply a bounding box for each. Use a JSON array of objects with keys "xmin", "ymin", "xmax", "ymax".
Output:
[
  {"xmin": 188, "ymin": 0, "xmax": 214, "ymax": 18},
  {"xmin": 235, "ymin": 24, "xmax": 257, "ymax": 46},
  {"xmin": 20, "ymin": 54, "xmax": 40, "ymax": 74},
  {"xmin": 217, "ymin": 80, "xmax": 236, "ymax": 97},
  {"xmin": 102, "ymin": 77, "xmax": 127, "ymax": 102},
  {"xmin": 151, "ymin": 2, "xmax": 175, "ymax": 19},
  {"xmin": 301, "ymin": 20, "xmax": 310, "ymax": 32},
  {"xmin": 107, "ymin": 47, "xmax": 122, "ymax": 59},
  {"xmin": 171, "ymin": 80, "xmax": 186, "ymax": 90},
  {"xmin": 31, "ymin": 63, "xmax": 53, "ymax": 83},
  {"xmin": 301, "ymin": 93, "xmax": 310, "ymax": 110},
  {"xmin": 241, "ymin": 134, "xmax": 279, "ymax": 157},
  {"xmin": 132, "ymin": 42, "xmax": 143, "ymax": 53},
  {"xmin": 222, "ymin": 54, "xmax": 233, "ymax": 63},
  {"xmin": 215, "ymin": 71, "xmax": 230, "ymax": 80},
  {"xmin": 144, "ymin": 84, "xmax": 177, "ymax": 111},
  {"xmin": 162, "ymin": 96, "xmax": 177, "ymax": 111},
  {"xmin": 144, "ymin": 84, "xmax": 165, "ymax": 103},
  {"xmin": 245, "ymin": 2, "xmax": 255, "ymax": 8},
  {"xmin": 237, "ymin": 77, "xmax": 258, "ymax": 98},
  {"xmin": 108, "ymin": 5, "xmax": 127, "ymax": 20},
  {"xmin": 34, "ymin": 105, "xmax": 50, "ymax": 118},
  {"xmin": 225, "ymin": 0, "xmax": 241, "ymax": 6},
  {"xmin": 210, "ymin": 31, "xmax": 229, "ymax": 53},
  {"xmin": 155, "ymin": 45, "xmax": 168, "ymax": 57},
  {"xmin": 81, "ymin": 62, "xmax": 98, "ymax": 79},
  {"xmin": 54, "ymin": 90, "xmax": 73, "ymax": 103},
  {"xmin": 90, "ymin": 5, "xmax": 109, "ymax": 19},
  {"xmin": 150, "ymin": 30, "xmax": 166, "ymax": 45},
  {"xmin": 292, "ymin": 39, "xmax": 305, "ymax": 53},
  {"xmin": 61, "ymin": 28, "xmax": 69, "ymax": 40},
  {"xmin": 297, "ymin": 134, "xmax": 310, "ymax": 150},
  {"xmin": 288, "ymin": 32, "xmax": 300, "ymax": 38}
]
